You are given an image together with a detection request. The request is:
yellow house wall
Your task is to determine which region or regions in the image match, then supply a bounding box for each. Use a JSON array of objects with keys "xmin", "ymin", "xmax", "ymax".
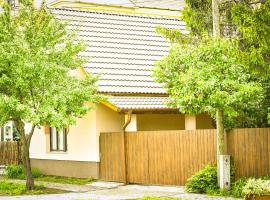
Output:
[
  {"xmin": 137, "ymin": 114, "xmax": 185, "ymax": 131},
  {"xmin": 137, "ymin": 113, "xmax": 213, "ymax": 131},
  {"xmin": 30, "ymin": 103, "xmax": 124, "ymax": 162},
  {"xmin": 196, "ymin": 114, "xmax": 214, "ymax": 129},
  {"xmin": 96, "ymin": 103, "xmax": 125, "ymax": 134},
  {"xmin": 30, "ymin": 103, "xmax": 98, "ymax": 162}
]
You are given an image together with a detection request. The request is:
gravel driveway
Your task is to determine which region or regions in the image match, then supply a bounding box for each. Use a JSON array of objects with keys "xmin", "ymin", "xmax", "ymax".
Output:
[{"xmin": 0, "ymin": 182, "xmax": 242, "ymax": 200}]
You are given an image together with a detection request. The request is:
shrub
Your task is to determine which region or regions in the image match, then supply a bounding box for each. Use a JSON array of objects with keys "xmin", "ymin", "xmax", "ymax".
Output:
[
  {"xmin": 31, "ymin": 168, "xmax": 43, "ymax": 178},
  {"xmin": 242, "ymin": 178, "xmax": 270, "ymax": 198},
  {"xmin": 185, "ymin": 165, "xmax": 218, "ymax": 194},
  {"xmin": 6, "ymin": 165, "xmax": 43, "ymax": 179},
  {"xmin": 231, "ymin": 177, "xmax": 248, "ymax": 198},
  {"xmin": 6, "ymin": 165, "xmax": 25, "ymax": 179},
  {"xmin": 230, "ymin": 159, "xmax": 236, "ymax": 183}
]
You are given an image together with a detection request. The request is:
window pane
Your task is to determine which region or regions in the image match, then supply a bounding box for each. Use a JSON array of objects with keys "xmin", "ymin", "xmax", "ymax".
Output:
[
  {"xmin": 4, "ymin": 122, "xmax": 12, "ymax": 141},
  {"xmin": 58, "ymin": 129, "xmax": 64, "ymax": 151},
  {"xmin": 51, "ymin": 128, "xmax": 57, "ymax": 151}
]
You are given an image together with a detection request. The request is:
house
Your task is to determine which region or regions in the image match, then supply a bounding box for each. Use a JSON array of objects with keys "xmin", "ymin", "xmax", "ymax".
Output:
[{"xmin": 0, "ymin": 1, "xmax": 214, "ymax": 179}]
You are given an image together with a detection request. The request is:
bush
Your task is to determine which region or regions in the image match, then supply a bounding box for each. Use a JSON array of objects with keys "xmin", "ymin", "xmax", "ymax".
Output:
[
  {"xmin": 31, "ymin": 168, "xmax": 43, "ymax": 178},
  {"xmin": 185, "ymin": 165, "xmax": 218, "ymax": 194},
  {"xmin": 6, "ymin": 165, "xmax": 43, "ymax": 179},
  {"xmin": 242, "ymin": 178, "xmax": 270, "ymax": 197},
  {"xmin": 231, "ymin": 177, "xmax": 248, "ymax": 198},
  {"xmin": 6, "ymin": 165, "xmax": 25, "ymax": 179}
]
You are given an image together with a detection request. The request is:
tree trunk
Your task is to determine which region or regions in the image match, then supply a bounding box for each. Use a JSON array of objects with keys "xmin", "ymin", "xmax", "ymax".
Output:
[
  {"xmin": 216, "ymin": 109, "xmax": 226, "ymax": 187},
  {"xmin": 216, "ymin": 109, "xmax": 225, "ymax": 156},
  {"xmin": 23, "ymin": 140, "xmax": 34, "ymax": 190},
  {"xmin": 212, "ymin": 0, "xmax": 220, "ymax": 37},
  {"xmin": 14, "ymin": 120, "xmax": 35, "ymax": 190}
]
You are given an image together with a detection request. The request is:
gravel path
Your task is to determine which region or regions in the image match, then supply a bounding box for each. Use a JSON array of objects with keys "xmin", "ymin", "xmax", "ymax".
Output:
[{"xmin": 0, "ymin": 182, "xmax": 242, "ymax": 200}]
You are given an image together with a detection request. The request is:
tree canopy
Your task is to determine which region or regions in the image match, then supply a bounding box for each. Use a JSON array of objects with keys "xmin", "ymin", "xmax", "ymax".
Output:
[
  {"xmin": 0, "ymin": 1, "xmax": 101, "ymax": 189},
  {"xmin": 155, "ymin": 0, "xmax": 270, "ymax": 127},
  {"xmin": 0, "ymin": 2, "xmax": 100, "ymax": 129},
  {"xmin": 154, "ymin": 37, "xmax": 264, "ymax": 129}
]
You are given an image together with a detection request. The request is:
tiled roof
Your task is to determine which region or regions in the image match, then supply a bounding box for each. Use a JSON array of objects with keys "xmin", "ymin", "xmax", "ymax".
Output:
[
  {"xmin": 125, "ymin": 0, "xmax": 185, "ymax": 10},
  {"xmin": 51, "ymin": 8, "xmax": 185, "ymax": 94},
  {"xmin": 108, "ymin": 96, "xmax": 175, "ymax": 110}
]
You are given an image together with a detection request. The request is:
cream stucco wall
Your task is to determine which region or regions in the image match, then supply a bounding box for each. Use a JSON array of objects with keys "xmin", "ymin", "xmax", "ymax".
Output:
[
  {"xmin": 30, "ymin": 103, "xmax": 98, "ymax": 162},
  {"xmin": 96, "ymin": 104, "xmax": 124, "ymax": 134},
  {"xmin": 30, "ymin": 103, "xmax": 124, "ymax": 162}
]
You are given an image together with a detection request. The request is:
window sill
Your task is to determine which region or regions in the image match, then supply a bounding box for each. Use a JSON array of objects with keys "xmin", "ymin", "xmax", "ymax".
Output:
[{"xmin": 48, "ymin": 151, "xmax": 68, "ymax": 154}]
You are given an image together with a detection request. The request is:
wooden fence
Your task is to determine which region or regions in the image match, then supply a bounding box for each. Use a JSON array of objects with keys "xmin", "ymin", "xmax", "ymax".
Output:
[
  {"xmin": 0, "ymin": 141, "xmax": 22, "ymax": 165},
  {"xmin": 227, "ymin": 128, "xmax": 270, "ymax": 178},
  {"xmin": 99, "ymin": 128, "xmax": 270, "ymax": 185}
]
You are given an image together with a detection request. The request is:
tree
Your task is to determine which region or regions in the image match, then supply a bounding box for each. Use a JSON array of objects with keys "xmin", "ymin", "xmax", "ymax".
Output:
[
  {"xmin": 155, "ymin": 0, "xmax": 269, "ymax": 190},
  {"xmin": 0, "ymin": 1, "xmax": 101, "ymax": 190},
  {"xmin": 156, "ymin": 0, "xmax": 270, "ymax": 128},
  {"xmin": 153, "ymin": 37, "xmax": 264, "ymax": 187}
]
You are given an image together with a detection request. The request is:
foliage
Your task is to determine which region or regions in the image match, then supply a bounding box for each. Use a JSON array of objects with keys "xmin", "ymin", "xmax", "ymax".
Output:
[
  {"xmin": 6, "ymin": 165, "xmax": 25, "ymax": 179},
  {"xmin": 185, "ymin": 164, "xmax": 270, "ymax": 198},
  {"xmin": 0, "ymin": 1, "xmax": 101, "ymax": 129},
  {"xmin": 36, "ymin": 175, "xmax": 93, "ymax": 185},
  {"xmin": 6, "ymin": 165, "xmax": 43, "ymax": 179},
  {"xmin": 155, "ymin": 26, "xmax": 191, "ymax": 44},
  {"xmin": 231, "ymin": 177, "xmax": 248, "ymax": 198},
  {"xmin": 153, "ymin": 37, "xmax": 264, "ymax": 129},
  {"xmin": 31, "ymin": 167, "xmax": 43, "ymax": 178},
  {"xmin": 181, "ymin": 0, "xmax": 212, "ymax": 36},
  {"xmin": 232, "ymin": 0, "xmax": 270, "ymax": 73},
  {"xmin": 231, "ymin": 1, "xmax": 270, "ymax": 124},
  {"xmin": 0, "ymin": 0, "xmax": 102, "ymax": 189},
  {"xmin": 0, "ymin": 181, "xmax": 64, "ymax": 195},
  {"xmin": 185, "ymin": 165, "xmax": 218, "ymax": 194},
  {"xmin": 242, "ymin": 178, "xmax": 270, "ymax": 197},
  {"xmin": 156, "ymin": 0, "xmax": 270, "ymax": 127}
]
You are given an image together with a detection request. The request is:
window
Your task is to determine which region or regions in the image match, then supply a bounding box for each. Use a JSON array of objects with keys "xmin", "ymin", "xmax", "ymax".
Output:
[
  {"xmin": 50, "ymin": 128, "xmax": 67, "ymax": 152},
  {"xmin": 1, "ymin": 121, "xmax": 20, "ymax": 142}
]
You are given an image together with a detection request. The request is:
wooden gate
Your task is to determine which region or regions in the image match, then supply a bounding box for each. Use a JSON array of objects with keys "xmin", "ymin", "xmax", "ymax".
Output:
[{"xmin": 99, "ymin": 129, "xmax": 217, "ymax": 185}]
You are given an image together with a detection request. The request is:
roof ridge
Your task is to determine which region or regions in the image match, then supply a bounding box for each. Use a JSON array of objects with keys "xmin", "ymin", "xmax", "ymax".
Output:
[{"xmin": 49, "ymin": 6, "xmax": 181, "ymax": 20}]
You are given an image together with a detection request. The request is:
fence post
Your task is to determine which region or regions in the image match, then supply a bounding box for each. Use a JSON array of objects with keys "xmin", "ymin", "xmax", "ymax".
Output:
[{"xmin": 17, "ymin": 141, "xmax": 22, "ymax": 165}]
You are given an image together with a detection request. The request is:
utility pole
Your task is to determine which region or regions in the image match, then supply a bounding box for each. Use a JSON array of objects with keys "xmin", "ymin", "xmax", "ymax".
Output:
[
  {"xmin": 212, "ymin": 0, "xmax": 220, "ymax": 37},
  {"xmin": 212, "ymin": 0, "xmax": 230, "ymax": 191}
]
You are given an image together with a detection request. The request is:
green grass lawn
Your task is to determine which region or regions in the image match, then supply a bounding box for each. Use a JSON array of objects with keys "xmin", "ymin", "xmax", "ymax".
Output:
[
  {"xmin": 35, "ymin": 175, "xmax": 93, "ymax": 185},
  {"xmin": 5, "ymin": 165, "xmax": 93, "ymax": 185},
  {"xmin": 137, "ymin": 197, "xmax": 186, "ymax": 200},
  {"xmin": 0, "ymin": 181, "xmax": 66, "ymax": 196}
]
